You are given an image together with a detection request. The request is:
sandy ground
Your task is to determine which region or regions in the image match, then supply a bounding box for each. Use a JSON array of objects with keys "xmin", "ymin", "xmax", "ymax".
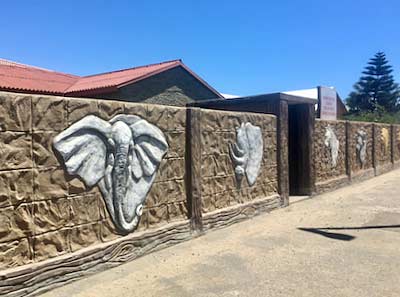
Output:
[{"xmin": 42, "ymin": 170, "xmax": 400, "ymax": 297}]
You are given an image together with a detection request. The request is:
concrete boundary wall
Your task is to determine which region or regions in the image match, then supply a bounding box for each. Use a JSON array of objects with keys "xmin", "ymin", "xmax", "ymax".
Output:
[
  {"xmin": 314, "ymin": 119, "xmax": 400, "ymax": 194},
  {"xmin": 2, "ymin": 88, "xmax": 399, "ymax": 296},
  {"xmin": 0, "ymin": 91, "xmax": 280, "ymax": 296}
]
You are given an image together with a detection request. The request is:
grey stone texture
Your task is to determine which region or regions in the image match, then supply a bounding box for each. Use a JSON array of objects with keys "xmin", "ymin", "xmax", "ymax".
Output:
[
  {"xmin": 90, "ymin": 66, "xmax": 220, "ymax": 106},
  {"xmin": 200, "ymin": 109, "xmax": 278, "ymax": 213}
]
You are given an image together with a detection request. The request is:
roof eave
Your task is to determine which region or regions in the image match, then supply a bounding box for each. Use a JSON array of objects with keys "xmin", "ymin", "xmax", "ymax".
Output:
[
  {"xmin": 0, "ymin": 86, "xmax": 64, "ymax": 96},
  {"xmin": 64, "ymin": 85, "xmax": 119, "ymax": 97}
]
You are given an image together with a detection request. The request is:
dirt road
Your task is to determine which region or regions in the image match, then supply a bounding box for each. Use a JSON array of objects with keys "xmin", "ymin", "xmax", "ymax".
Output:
[{"xmin": 42, "ymin": 170, "xmax": 400, "ymax": 297}]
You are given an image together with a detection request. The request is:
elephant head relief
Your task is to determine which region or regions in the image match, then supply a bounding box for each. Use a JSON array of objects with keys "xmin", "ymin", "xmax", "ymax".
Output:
[{"xmin": 53, "ymin": 114, "xmax": 168, "ymax": 234}]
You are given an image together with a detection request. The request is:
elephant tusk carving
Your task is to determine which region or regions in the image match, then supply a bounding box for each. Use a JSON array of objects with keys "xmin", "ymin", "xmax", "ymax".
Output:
[{"xmin": 53, "ymin": 114, "xmax": 168, "ymax": 234}]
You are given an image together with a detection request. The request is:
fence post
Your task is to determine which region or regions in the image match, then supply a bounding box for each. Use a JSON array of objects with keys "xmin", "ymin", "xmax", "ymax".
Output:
[
  {"xmin": 185, "ymin": 107, "xmax": 203, "ymax": 233},
  {"xmin": 277, "ymin": 100, "xmax": 289, "ymax": 206},
  {"xmin": 390, "ymin": 124, "xmax": 395, "ymax": 166},
  {"xmin": 306, "ymin": 103, "xmax": 316, "ymax": 195},
  {"xmin": 345, "ymin": 121, "xmax": 352, "ymax": 182},
  {"xmin": 372, "ymin": 123, "xmax": 377, "ymax": 176}
]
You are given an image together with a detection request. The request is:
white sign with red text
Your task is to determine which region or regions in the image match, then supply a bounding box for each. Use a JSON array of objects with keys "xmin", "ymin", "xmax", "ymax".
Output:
[{"xmin": 319, "ymin": 86, "xmax": 337, "ymax": 120}]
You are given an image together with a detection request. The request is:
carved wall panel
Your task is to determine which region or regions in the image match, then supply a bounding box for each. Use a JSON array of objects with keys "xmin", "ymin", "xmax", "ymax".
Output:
[{"xmin": 53, "ymin": 114, "xmax": 168, "ymax": 233}]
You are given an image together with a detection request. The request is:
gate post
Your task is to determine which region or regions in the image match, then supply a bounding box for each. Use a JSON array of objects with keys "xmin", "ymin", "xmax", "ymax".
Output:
[{"xmin": 277, "ymin": 100, "xmax": 289, "ymax": 206}]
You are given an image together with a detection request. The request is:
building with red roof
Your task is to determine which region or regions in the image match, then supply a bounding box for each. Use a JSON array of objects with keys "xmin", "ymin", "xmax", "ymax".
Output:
[{"xmin": 0, "ymin": 58, "xmax": 223, "ymax": 106}]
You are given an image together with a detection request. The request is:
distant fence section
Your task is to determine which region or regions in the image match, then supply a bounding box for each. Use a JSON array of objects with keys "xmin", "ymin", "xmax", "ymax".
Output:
[{"xmin": 313, "ymin": 119, "xmax": 400, "ymax": 193}]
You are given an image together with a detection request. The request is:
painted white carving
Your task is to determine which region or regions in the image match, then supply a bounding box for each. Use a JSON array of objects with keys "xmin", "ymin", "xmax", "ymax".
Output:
[
  {"xmin": 229, "ymin": 122, "xmax": 263, "ymax": 186},
  {"xmin": 356, "ymin": 129, "xmax": 367, "ymax": 167},
  {"xmin": 53, "ymin": 114, "xmax": 168, "ymax": 233},
  {"xmin": 324, "ymin": 125, "xmax": 339, "ymax": 167}
]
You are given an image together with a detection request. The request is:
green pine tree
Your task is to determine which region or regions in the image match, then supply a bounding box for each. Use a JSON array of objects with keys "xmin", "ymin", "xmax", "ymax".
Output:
[{"xmin": 347, "ymin": 52, "xmax": 399, "ymax": 113}]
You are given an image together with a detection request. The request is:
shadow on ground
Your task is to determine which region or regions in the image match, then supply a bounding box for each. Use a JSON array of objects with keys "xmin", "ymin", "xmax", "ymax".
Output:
[
  {"xmin": 298, "ymin": 224, "xmax": 400, "ymax": 241},
  {"xmin": 298, "ymin": 228, "xmax": 355, "ymax": 241}
]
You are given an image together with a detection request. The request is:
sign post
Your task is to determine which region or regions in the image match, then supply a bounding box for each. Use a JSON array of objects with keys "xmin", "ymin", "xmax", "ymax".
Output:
[{"xmin": 318, "ymin": 86, "xmax": 337, "ymax": 120}]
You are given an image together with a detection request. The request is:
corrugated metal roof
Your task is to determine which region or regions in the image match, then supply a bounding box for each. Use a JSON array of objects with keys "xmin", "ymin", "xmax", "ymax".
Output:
[
  {"xmin": 0, "ymin": 59, "xmax": 79, "ymax": 94},
  {"xmin": 65, "ymin": 60, "xmax": 181, "ymax": 94},
  {"xmin": 282, "ymin": 88, "xmax": 319, "ymax": 100},
  {"xmin": 0, "ymin": 58, "xmax": 223, "ymax": 98}
]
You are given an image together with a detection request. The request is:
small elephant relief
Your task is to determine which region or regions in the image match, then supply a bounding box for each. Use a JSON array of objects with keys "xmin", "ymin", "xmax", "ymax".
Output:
[
  {"xmin": 356, "ymin": 129, "xmax": 367, "ymax": 168},
  {"xmin": 324, "ymin": 125, "xmax": 339, "ymax": 167},
  {"xmin": 53, "ymin": 114, "xmax": 168, "ymax": 234},
  {"xmin": 229, "ymin": 122, "xmax": 263, "ymax": 187},
  {"xmin": 380, "ymin": 127, "xmax": 390, "ymax": 155}
]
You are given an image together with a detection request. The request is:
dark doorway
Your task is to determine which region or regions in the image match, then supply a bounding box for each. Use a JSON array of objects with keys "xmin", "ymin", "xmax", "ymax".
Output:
[{"xmin": 288, "ymin": 104, "xmax": 313, "ymax": 195}]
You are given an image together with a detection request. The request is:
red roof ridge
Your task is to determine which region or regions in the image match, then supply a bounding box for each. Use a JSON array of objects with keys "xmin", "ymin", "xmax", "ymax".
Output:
[{"xmin": 81, "ymin": 59, "xmax": 182, "ymax": 78}]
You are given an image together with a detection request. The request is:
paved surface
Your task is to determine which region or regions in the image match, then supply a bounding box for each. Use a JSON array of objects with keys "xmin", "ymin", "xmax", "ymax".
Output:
[{"xmin": 42, "ymin": 170, "xmax": 400, "ymax": 297}]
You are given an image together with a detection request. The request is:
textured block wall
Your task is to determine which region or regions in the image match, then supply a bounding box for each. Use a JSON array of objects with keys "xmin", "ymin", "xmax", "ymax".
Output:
[
  {"xmin": 199, "ymin": 110, "xmax": 278, "ymax": 213},
  {"xmin": 393, "ymin": 125, "xmax": 400, "ymax": 162},
  {"xmin": 0, "ymin": 91, "xmax": 187, "ymax": 269},
  {"xmin": 313, "ymin": 120, "xmax": 347, "ymax": 182}
]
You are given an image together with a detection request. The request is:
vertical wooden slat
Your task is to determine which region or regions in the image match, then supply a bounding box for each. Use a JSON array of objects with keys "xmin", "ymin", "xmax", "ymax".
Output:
[
  {"xmin": 390, "ymin": 124, "xmax": 395, "ymax": 165},
  {"xmin": 306, "ymin": 103, "xmax": 316, "ymax": 195},
  {"xmin": 345, "ymin": 121, "xmax": 352, "ymax": 181},
  {"xmin": 372, "ymin": 123, "xmax": 377, "ymax": 176},
  {"xmin": 185, "ymin": 107, "xmax": 203, "ymax": 232},
  {"xmin": 277, "ymin": 100, "xmax": 289, "ymax": 206}
]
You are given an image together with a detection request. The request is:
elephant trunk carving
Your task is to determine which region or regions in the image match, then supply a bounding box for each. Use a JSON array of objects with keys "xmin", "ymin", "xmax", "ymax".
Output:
[
  {"xmin": 111, "ymin": 122, "xmax": 137, "ymax": 232},
  {"xmin": 53, "ymin": 115, "xmax": 168, "ymax": 234}
]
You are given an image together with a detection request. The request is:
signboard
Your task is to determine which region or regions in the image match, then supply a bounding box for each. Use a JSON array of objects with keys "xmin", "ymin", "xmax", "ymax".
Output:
[{"xmin": 318, "ymin": 86, "xmax": 337, "ymax": 120}]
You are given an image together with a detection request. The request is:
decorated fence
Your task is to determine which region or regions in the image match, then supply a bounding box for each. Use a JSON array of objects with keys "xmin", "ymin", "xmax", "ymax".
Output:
[
  {"xmin": 0, "ymin": 91, "xmax": 280, "ymax": 296},
  {"xmin": 313, "ymin": 119, "xmax": 400, "ymax": 193},
  {"xmin": 2, "ymin": 89, "xmax": 400, "ymax": 296}
]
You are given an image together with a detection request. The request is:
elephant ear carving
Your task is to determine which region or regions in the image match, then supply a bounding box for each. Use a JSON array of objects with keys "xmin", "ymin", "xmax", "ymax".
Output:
[
  {"xmin": 130, "ymin": 119, "xmax": 169, "ymax": 176},
  {"xmin": 53, "ymin": 115, "xmax": 112, "ymax": 187}
]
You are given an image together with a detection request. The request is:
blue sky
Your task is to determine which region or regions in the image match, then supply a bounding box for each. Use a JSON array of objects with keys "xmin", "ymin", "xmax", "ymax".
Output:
[{"xmin": 1, "ymin": 0, "xmax": 399, "ymax": 99}]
